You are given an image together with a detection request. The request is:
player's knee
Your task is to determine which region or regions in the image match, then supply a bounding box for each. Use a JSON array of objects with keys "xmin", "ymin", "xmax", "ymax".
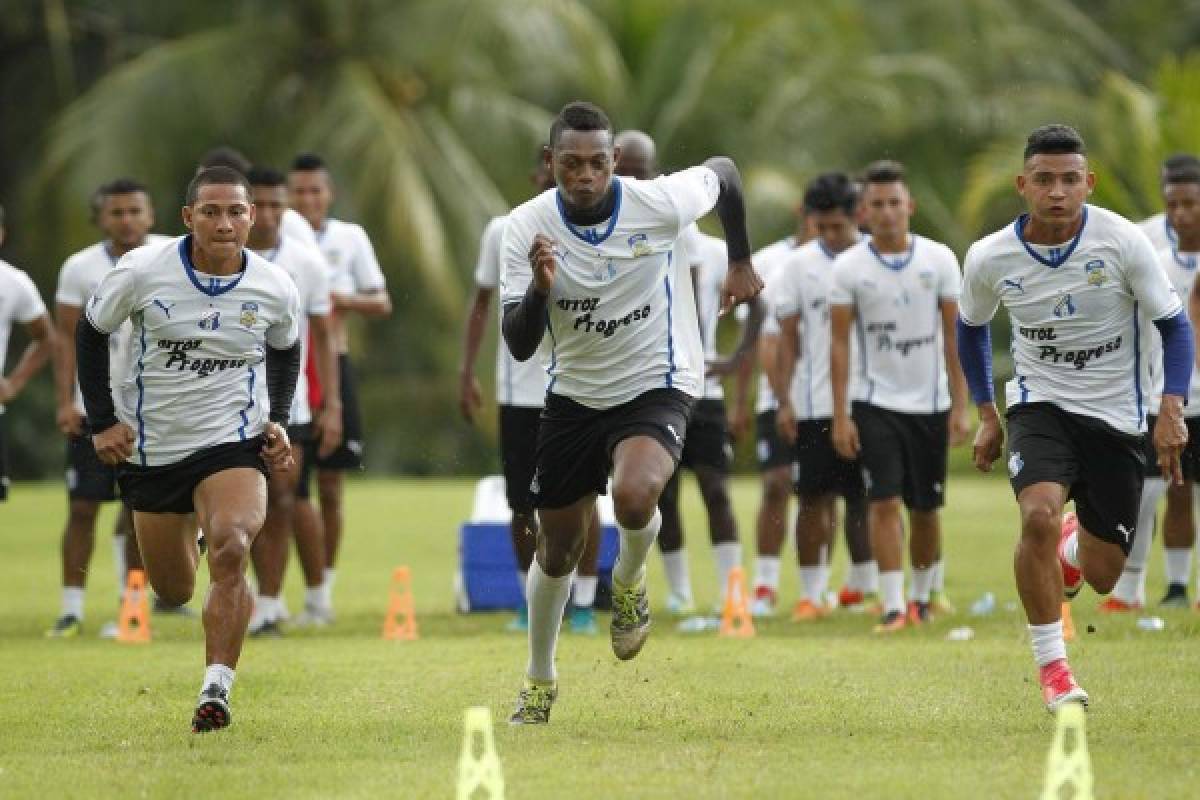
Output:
[
  {"xmin": 538, "ymin": 537, "xmax": 582, "ymax": 577},
  {"xmin": 266, "ymin": 486, "xmax": 295, "ymax": 514},
  {"xmin": 612, "ymin": 482, "xmax": 658, "ymax": 530},
  {"xmin": 151, "ymin": 576, "xmax": 194, "ymax": 607},
  {"xmin": 1018, "ymin": 501, "xmax": 1060, "ymax": 540},
  {"xmin": 762, "ymin": 472, "xmax": 790, "ymax": 505},
  {"xmin": 207, "ymin": 524, "xmax": 255, "ymax": 577},
  {"xmin": 1088, "ymin": 572, "xmax": 1119, "ymax": 595},
  {"xmin": 67, "ymin": 500, "xmax": 100, "ymax": 530},
  {"xmin": 317, "ymin": 474, "xmax": 342, "ymax": 507}
]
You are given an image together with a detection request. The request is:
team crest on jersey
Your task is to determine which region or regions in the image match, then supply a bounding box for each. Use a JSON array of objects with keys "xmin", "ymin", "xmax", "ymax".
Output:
[
  {"xmin": 627, "ymin": 233, "xmax": 652, "ymax": 257},
  {"xmin": 1084, "ymin": 259, "xmax": 1107, "ymax": 286},
  {"xmin": 918, "ymin": 270, "xmax": 935, "ymax": 290},
  {"xmin": 240, "ymin": 302, "xmax": 259, "ymax": 328},
  {"xmin": 198, "ymin": 309, "xmax": 221, "ymax": 330},
  {"xmin": 593, "ymin": 258, "xmax": 618, "ymax": 282},
  {"xmin": 1053, "ymin": 292, "xmax": 1076, "ymax": 318}
]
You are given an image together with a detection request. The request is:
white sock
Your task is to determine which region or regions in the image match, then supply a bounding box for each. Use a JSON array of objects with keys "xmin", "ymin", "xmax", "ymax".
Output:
[
  {"xmin": 799, "ymin": 565, "xmax": 827, "ymax": 604},
  {"xmin": 1028, "ymin": 621, "xmax": 1067, "ymax": 667},
  {"xmin": 1111, "ymin": 570, "xmax": 1142, "ymax": 605},
  {"xmin": 713, "ymin": 542, "xmax": 742, "ymax": 601},
  {"xmin": 931, "ymin": 559, "xmax": 945, "ymax": 592},
  {"xmin": 818, "ymin": 564, "xmax": 832, "ymax": 600},
  {"xmin": 1113, "ymin": 484, "xmax": 1159, "ymax": 604},
  {"xmin": 517, "ymin": 570, "xmax": 529, "ymax": 604},
  {"xmin": 525, "ymin": 560, "xmax": 572, "ymax": 682},
  {"xmin": 573, "ymin": 575, "xmax": 598, "ymax": 608},
  {"xmin": 113, "ymin": 534, "xmax": 128, "ymax": 590},
  {"xmin": 614, "ymin": 509, "xmax": 662, "ymax": 587},
  {"xmin": 202, "ymin": 664, "xmax": 236, "ymax": 695},
  {"xmin": 1165, "ymin": 548, "xmax": 1192, "ymax": 586},
  {"xmin": 275, "ymin": 594, "xmax": 290, "ymax": 621},
  {"xmin": 661, "ymin": 549, "xmax": 692, "ymax": 601},
  {"xmin": 879, "ymin": 570, "xmax": 905, "ymax": 614},
  {"xmin": 254, "ymin": 594, "xmax": 275, "ymax": 624},
  {"xmin": 62, "ymin": 587, "xmax": 85, "ymax": 619},
  {"xmin": 911, "ymin": 566, "xmax": 934, "ymax": 603},
  {"xmin": 856, "ymin": 560, "xmax": 879, "ymax": 593},
  {"xmin": 754, "ymin": 556, "xmax": 781, "ymax": 591},
  {"xmin": 322, "ymin": 567, "xmax": 337, "ymax": 607},
  {"xmin": 1061, "ymin": 531, "xmax": 1080, "ymax": 569},
  {"xmin": 304, "ymin": 586, "xmax": 323, "ymax": 609}
]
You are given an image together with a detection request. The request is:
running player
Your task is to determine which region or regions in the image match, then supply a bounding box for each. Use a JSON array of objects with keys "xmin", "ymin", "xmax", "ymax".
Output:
[
  {"xmin": 830, "ymin": 160, "xmax": 970, "ymax": 633},
  {"xmin": 958, "ymin": 124, "xmax": 1191, "ymax": 710},
  {"xmin": 48, "ymin": 179, "xmax": 168, "ymax": 638},
  {"xmin": 502, "ymin": 102, "xmax": 761, "ymax": 723},
  {"xmin": 771, "ymin": 173, "xmax": 872, "ymax": 621},
  {"xmin": 288, "ymin": 153, "xmax": 393, "ymax": 622},
  {"xmin": 78, "ymin": 167, "xmax": 302, "ymax": 731}
]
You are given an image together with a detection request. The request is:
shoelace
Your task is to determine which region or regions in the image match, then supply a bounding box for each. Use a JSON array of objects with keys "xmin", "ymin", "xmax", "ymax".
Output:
[{"xmin": 612, "ymin": 588, "xmax": 640, "ymax": 624}]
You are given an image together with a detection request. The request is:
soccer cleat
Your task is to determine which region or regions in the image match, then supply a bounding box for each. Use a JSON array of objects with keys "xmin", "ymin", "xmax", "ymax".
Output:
[
  {"xmin": 791, "ymin": 598, "xmax": 829, "ymax": 622},
  {"xmin": 568, "ymin": 604, "xmax": 597, "ymax": 635},
  {"xmin": 930, "ymin": 590, "xmax": 956, "ymax": 615},
  {"xmin": 665, "ymin": 592, "xmax": 695, "ymax": 615},
  {"xmin": 45, "ymin": 614, "xmax": 82, "ymax": 638},
  {"xmin": 191, "ymin": 684, "xmax": 232, "ymax": 733},
  {"xmin": 1039, "ymin": 658, "xmax": 1089, "ymax": 712},
  {"xmin": 873, "ymin": 610, "xmax": 906, "ymax": 634},
  {"xmin": 509, "ymin": 678, "xmax": 558, "ymax": 726},
  {"xmin": 750, "ymin": 586, "xmax": 777, "ymax": 618},
  {"xmin": 610, "ymin": 574, "xmax": 651, "ymax": 661},
  {"xmin": 837, "ymin": 586, "xmax": 864, "ymax": 608},
  {"xmin": 248, "ymin": 619, "xmax": 284, "ymax": 638},
  {"xmin": 1059, "ymin": 512, "xmax": 1084, "ymax": 599},
  {"xmin": 293, "ymin": 604, "xmax": 333, "ymax": 628},
  {"xmin": 906, "ymin": 600, "xmax": 932, "ymax": 625},
  {"xmin": 98, "ymin": 620, "xmax": 119, "ymax": 639},
  {"xmin": 1159, "ymin": 583, "xmax": 1189, "ymax": 608},
  {"xmin": 505, "ymin": 606, "xmax": 529, "ymax": 633},
  {"xmin": 1098, "ymin": 595, "xmax": 1141, "ymax": 613}
]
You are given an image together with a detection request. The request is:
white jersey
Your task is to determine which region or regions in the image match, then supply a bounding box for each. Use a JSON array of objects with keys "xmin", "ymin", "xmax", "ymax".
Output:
[
  {"xmin": 960, "ymin": 205, "xmax": 1182, "ymax": 435},
  {"xmin": 831, "ymin": 235, "xmax": 961, "ymax": 415},
  {"xmin": 501, "ymin": 167, "xmax": 719, "ymax": 409},
  {"xmin": 475, "ymin": 215, "xmax": 547, "ymax": 408},
  {"xmin": 251, "ymin": 238, "xmax": 332, "ymax": 425},
  {"xmin": 1139, "ymin": 212, "xmax": 1175, "ymax": 253},
  {"xmin": 55, "ymin": 236, "xmax": 171, "ymax": 415},
  {"xmin": 691, "ymin": 231, "xmax": 729, "ymax": 400},
  {"xmin": 749, "ymin": 237, "xmax": 800, "ymax": 413},
  {"xmin": 315, "ymin": 218, "xmax": 387, "ymax": 297},
  {"xmin": 0, "ymin": 260, "xmax": 47, "ymax": 415},
  {"xmin": 1144, "ymin": 246, "xmax": 1200, "ymax": 416},
  {"xmin": 86, "ymin": 236, "xmax": 300, "ymax": 466},
  {"xmin": 772, "ymin": 237, "xmax": 861, "ymax": 419},
  {"xmin": 282, "ymin": 209, "xmax": 321, "ymax": 251}
]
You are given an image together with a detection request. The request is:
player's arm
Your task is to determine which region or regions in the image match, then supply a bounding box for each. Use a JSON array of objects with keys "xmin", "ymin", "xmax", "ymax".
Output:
[
  {"xmin": 702, "ymin": 157, "xmax": 763, "ymax": 313},
  {"xmin": 772, "ymin": 313, "xmax": 800, "ymax": 443},
  {"xmin": 729, "ymin": 342, "xmax": 754, "ymax": 440},
  {"xmin": 309, "ymin": 312, "xmax": 342, "ymax": 458},
  {"xmin": 1188, "ymin": 277, "xmax": 1200, "ymax": 371},
  {"xmin": 54, "ymin": 302, "xmax": 85, "ymax": 435},
  {"xmin": 1, "ymin": 313, "xmax": 56, "ymax": 406},
  {"xmin": 708, "ymin": 294, "xmax": 765, "ymax": 378},
  {"xmin": 77, "ymin": 263, "xmax": 140, "ymax": 464},
  {"xmin": 829, "ymin": 303, "xmax": 859, "ymax": 459},
  {"xmin": 940, "ymin": 299, "xmax": 971, "ymax": 446},
  {"xmin": 262, "ymin": 286, "xmax": 304, "ymax": 474},
  {"xmin": 459, "ymin": 285, "xmax": 493, "ymax": 422},
  {"xmin": 332, "ymin": 288, "xmax": 391, "ymax": 317},
  {"xmin": 957, "ymin": 245, "xmax": 1003, "ymax": 472},
  {"xmin": 502, "ymin": 233, "xmax": 555, "ymax": 362}
]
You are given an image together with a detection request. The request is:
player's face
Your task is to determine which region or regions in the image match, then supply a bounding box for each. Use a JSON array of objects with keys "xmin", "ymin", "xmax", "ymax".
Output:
[
  {"xmin": 288, "ymin": 169, "xmax": 332, "ymax": 228},
  {"xmin": 614, "ymin": 151, "xmax": 655, "ymax": 181},
  {"xmin": 182, "ymin": 183, "xmax": 255, "ymax": 260},
  {"xmin": 1165, "ymin": 182, "xmax": 1200, "ymax": 240},
  {"xmin": 250, "ymin": 185, "xmax": 287, "ymax": 243},
  {"xmin": 809, "ymin": 209, "xmax": 858, "ymax": 253},
  {"xmin": 859, "ymin": 181, "xmax": 913, "ymax": 240},
  {"xmin": 549, "ymin": 130, "xmax": 616, "ymax": 211},
  {"xmin": 97, "ymin": 192, "xmax": 154, "ymax": 249},
  {"xmin": 1017, "ymin": 154, "xmax": 1093, "ymax": 223}
]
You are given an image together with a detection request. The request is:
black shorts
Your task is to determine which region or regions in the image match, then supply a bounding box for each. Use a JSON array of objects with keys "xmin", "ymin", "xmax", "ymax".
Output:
[
  {"xmin": 117, "ymin": 437, "xmax": 268, "ymax": 514},
  {"xmin": 680, "ymin": 398, "xmax": 732, "ymax": 473},
  {"xmin": 1007, "ymin": 403, "xmax": 1144, "ymax": 555},
  {"xmin": 1141, "ymin": 414, "xmax": 1200, "ymax": 480},
  {"xmin": 289, "ymin": 424, "xmax": 315, "ymax": 499},
  {"xmin": 66, "ymin": 428, "xmax": 119, "ymax": 503},
  {"xmin": 499, "ymin": 405, "xmax": 541, "ymax": 514},
  {"xmin": 853, "ymin": 402, "xmax": 948, "ymax": 511},
  {"xmin": 756, "ymin": 409, "xmax": 792, "ymax": 471},
  {"xmin": 792, "ymin": 417, "xmax": 866, "ymax": 498},
  {"xmin": 315, "ymin": 354, "xmax": 364, "ymax": 471},
  {"xmin": 533, "ymin": 389, "xmax": 695, "ymax": 509},
  {"xmin": 0, "ymin": 416, "xmax": 8, "ymax": 502}
]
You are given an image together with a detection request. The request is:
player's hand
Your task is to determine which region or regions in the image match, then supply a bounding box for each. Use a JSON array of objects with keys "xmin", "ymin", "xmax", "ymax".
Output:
[
  {"xmin": 728, "ymin": 404, "xmax": 750, "ymax": 441},
  {"xmin": 1154, "ymin": 396, "xmax": 1188, "ymax": 486},
  {"xmin": 972, "ymin": 407, "xmax": 1004, "ymax": 472},
  {"xmin": 948, "ymin": 404, "xmax": 972, "ymax": 447},
  {"xmin": 719, "ymin": 258, "xmax": 764, "ymax": 316},
  {"xmin": 459, "ymin": 372, "xmax": 483, "ymax": 423},
  {"xmin": 92, "ymin": 422, "xmax": 135, "ymax": 465},
  {"xmin": 832, "ymin": 413, "xmax": 860, "ymax": 460},
  {"xmin": 57, "ymin": 403, "xmax": 85, "ymax": 437},
  {"xmin": 314, "ymin": 404, "xmax": 343, "ymax": 460},
  {"xmin": 776, "ymin": 403, "xmax": 798, "ymax": 445},
  {"xmin": 528, "ymin": 234, "xmax": 558, "ymax": 294},
  {"xmin": 262, "ymin": 422, "xmax": 294, "ymax": 474},
  {"xmin": 705, "ymin": 357, "xmax": 737, "ymax": 379}
]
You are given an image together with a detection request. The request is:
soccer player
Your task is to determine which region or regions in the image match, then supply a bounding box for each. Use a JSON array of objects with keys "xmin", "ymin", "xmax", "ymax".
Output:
[
  {"xmin": 0, "ymin": 203, "xmax": 57, "ymax": 502},
  {"xmin": 830, "ymin": 160, "xmax": 970, "ymax": 633},
  {"xmin": 289, "ymin": 153, "xmax": 393, "ymax": 621},
  {"xmin": 501, "ymin": 102, "xmax": 761, "ymax": 724},
  {"xmin": 48, "ymin": 179, "xmax": 168, "ymax": 638},
  {"xmin": 197, "ymin": 147, "xmax": 319, "ymax": 251},
  {"xmin": 78, "ymin": 167, "xmax": 302, "ymax": 732},
  {"xmin": 771, "ymin": 173, "xmax": 873, "ymax": 621},
  {"xmin": 958, "ymin": 124, "xmax": 1192, "ymax": 710},
  {"xmin": 243, "ymin": 166, "xmax": 341, "ymax": 637},
  {"xmin": 1139, "ymin": 154, "xmax": 1200, "ymax": 252}
]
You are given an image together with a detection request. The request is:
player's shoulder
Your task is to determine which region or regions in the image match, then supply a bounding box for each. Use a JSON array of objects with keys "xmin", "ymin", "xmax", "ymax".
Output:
[
  {"xmin": 1084, "ymin": 203, "xmax": 1140, "ymax": 238},
  {"xmin": 914, "ymin": 234, "xmax": 957, "ymax": 261},
  {"xmin": 833, "ymin": 237, "xmax": 873, "ymax": 269},
  {"xmin": 60, "ymin": 241, "xmax": 108, "ymax": 273},
  {"xmin": 0, "ymin": 257, "xmax": 33, "ymax": 286},
  {"xmin": 482, "ymin": 214, "xmax": 509, "ymax": 242},
  {"xmin": 965, "ymin": 223, "xmax": 1018, "ymax": 268},
  {"xmin": 120, "ymin": 235, "xmax": 184, "ymax": 273}
]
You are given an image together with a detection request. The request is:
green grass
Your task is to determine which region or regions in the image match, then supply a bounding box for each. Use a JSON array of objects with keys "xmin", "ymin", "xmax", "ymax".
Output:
[{"xmin": 1, "ymin": 475, "xmax": 1198, "ymax": 799}]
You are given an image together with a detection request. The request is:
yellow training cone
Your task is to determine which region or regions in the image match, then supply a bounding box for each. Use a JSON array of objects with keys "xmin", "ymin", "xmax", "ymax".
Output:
[
  {"xmin": 1041, "ymin": 702, "xmax": 1094, "ymax": 800},
  {"xmin": 457, "ymin": 706, "xmax": 504, "ymax": 800}
]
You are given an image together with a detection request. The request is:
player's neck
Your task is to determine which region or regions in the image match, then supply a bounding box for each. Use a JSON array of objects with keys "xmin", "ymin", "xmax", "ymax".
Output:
[
  {"xmin": 1023, "ymin": 211, "xmax": 1084, "ymax": 245},
  {"xmin": 106, "ymin": 239, "xmax": 143, "ymax": 259},
  {"xmin": 306, "ymin": 214, "xmax": 328, "ymax": 233},
  {"xmin": 871, "ymin": 231, "xmax": 910, "ymax": 253},
  {"xmin": 560, "ymin": 183, "xmax": 617, "ymax": 226},
  {"xmin": 1176, "ymin": 230, "xmax": 1200, "ymax": 252},
  {"xmin": 190, "ymin": 240, "xmax": 243, "ymax": 276},
  {"xmin": 247, "ymin": 229, "xmax": 280, "ymax": 252}
]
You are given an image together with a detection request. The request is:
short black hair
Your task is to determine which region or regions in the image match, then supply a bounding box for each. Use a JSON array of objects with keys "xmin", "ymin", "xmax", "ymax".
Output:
[
  {"xmin": 290, "ymin": 152, "xmax": 327, "ymax": 172},
  {"xmin": 198, "ymin": 146, "xmax": 251, "ymax": 175},
  {"xmin": 862, "ymin": 160, "xmax": 906, "ymax": 185},
  {"xmin": 1163, "ymin": 153, "xmax": 1200, "ymax": 172},
  {"xmin": 1023, "ymin": 124, "xmax": 1086, "ymax": 160},
  {"xmin": 245, "ymin": 166, "xmax": 287, "ymax": 188},
  {"xmin": 803, "ymin": 172, "xmax": 858, "ymax": 215},
  {"xmin": 549, "ymin": 101, "xmax": 613, "ymax": 148},
  {"xmin": 91, "ymin": 178, "xmax": 150, "ymax": 219},
  {"xmin": 186, "ymin": 166, "xmax": 253, "ymax": 206},
  {"xmin": 1164, "ymin": 163, "xmax": 1200, "ymax": 186}
]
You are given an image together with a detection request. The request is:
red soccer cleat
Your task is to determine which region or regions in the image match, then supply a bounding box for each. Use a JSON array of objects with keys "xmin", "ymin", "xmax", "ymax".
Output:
[
  {"xmin": 1059, "ymin": 512, "xmax": 1084, "ymax": 599},
  {"xmin": 1039, "ymin": 658, "xmax": 1089, "ymax": 712},
  {"xmin": 838, "ymin": 586, "xmax": 864, "ymax": 608},
  {"xmin": 1097, "ymin": 595, "xmax": 1141, "ymax": 613}
]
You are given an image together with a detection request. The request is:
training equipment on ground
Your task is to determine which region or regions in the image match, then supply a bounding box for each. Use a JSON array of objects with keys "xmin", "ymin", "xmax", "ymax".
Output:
[
  {"xmin": 117, "ymin": 569, "xmax": 151, "ymax": 644},
  {"xmin": 382, "ymin": 565, "xmax": 418, "ymax": 640},
  {"xmin": 719, "ymin": 566, "xmax": 755, "ymax": 638},
  {"xmin": 1061, "ymin": 603, "xmax": 1076, "ymax": 641},
  {"xmin": 1040, "ymin": 702, "xmax": 1093, "ymax": 799},
  {"xmin": 459, "ymin": 707, "xmax": 505, "ymax": 797}
]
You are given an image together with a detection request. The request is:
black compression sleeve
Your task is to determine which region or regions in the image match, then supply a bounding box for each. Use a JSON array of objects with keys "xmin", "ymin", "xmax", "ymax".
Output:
[
  {"xmin": 502, "ymin": 286, "xmax": 549, "ymax": 362},
  {"xmin": 265, "ymin": 341, "xmax": 302, "ymax": 426},
  {"xmin": 703, "ymin": 156, "xmax": 751, "ymax": 262},
  {"xmin": 76, "ymin": 317, "xmax": 119, "ymax": 433}
]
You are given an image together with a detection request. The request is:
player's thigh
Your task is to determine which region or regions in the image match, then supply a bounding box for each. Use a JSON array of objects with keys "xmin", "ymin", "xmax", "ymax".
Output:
[
  {"xmin": 194, "ymin": 468, "xmax": 268, "ymax": 548},
  {"xmin": 852, "ymin": 402, "xmax": 904, "ymax": 502},
  {"xmin": 499, "ymin": 405, "xmax": 541, "ymax": 515},
  {"xmin": 532, "ymin": 394, "xmax": 609, "ymax": 511},
  {"xmin": 607, "ymin": 389, "xmax": 695, "ymax": 499},
  {"xmin": 900, "ymin": 412, "xmax": 948, "ymax": 512},
  {"xmin": 1074, "ymin": 423, "xmax": 1145, "ymax": 556},
  {"xmin": 755, "ymin": 410, "xmax": 792, "ymax": 473},
  {"xmin": 65, "ymin": 432, "xmax": 119, "ymax": 504},
  {"xmin": 1005, "ymin": 403, "xmax": 1081, "ymax": 501},
  {"xmin": 133, "ymin": 511, "xmax": 197, "ymax": 588}
]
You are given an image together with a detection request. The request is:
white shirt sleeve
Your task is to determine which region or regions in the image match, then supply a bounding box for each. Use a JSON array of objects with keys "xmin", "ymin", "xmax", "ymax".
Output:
[
  {"xmin": 55, "ymin": 255, "xmax": 89, "ymax": 307},
  {"xmin": 84, "ymin": 259, "xmax": 138, "ymax": 334},
  {"xmin": 771, "ymin": 254, "xmax": 805, "ymax": 320},
  {"xmin": 304, "ymin": 250, "xmax": 333, "ymax": 316},
  {"xmin": 474, "ymin": 218, "xmax": 505, "ymax": 289},
  {"xmin": 12, "ymin": 269, "xmax": 47, "ymax": 323},
  {"xmin": 500, "ymin": 210, "xmax": 534, "ymax": 306},
  {"xmin": 937, "ymin": 244, "xmax": 963, "ymax": 300},
  {"xmin": 958, "ymin": 242, "xmax": 1000, "ymax": 326},
  {"xmin": 654, "ymin": 166, "xmax": 721, "ymax": 236},
  {"xmin": 829, "ymin": 258, "xmax": 856, "ymax": 306},
  {"xmin": 349, "ymin": 225, "xmax": 387, "ymax": 292},
  {"xmin": 1124, "ymin": 224, "xmax": 1183, "ymax": 321},
  {"xmin": 266, "ymin": 279, "xmax": 302, "ymax": 349}
]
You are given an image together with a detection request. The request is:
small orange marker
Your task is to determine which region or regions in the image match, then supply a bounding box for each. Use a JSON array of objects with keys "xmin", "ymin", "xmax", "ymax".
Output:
[
  {"xmin": 1061, "ymin": 602, "xmax": 1076, "ymax": 642},
  {"xmin": 719, "ymin": 565, "xmax": 755, "ymax": 638},
  {"xmin": 117, "ymin": 569, "xmax": 151, "ymax": 644},
  {"xmin": 382, "ymin": 565, "xmax": 419, "ymax": 640}
]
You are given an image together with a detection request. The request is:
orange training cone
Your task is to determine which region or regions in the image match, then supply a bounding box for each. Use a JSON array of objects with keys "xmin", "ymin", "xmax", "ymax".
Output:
[
  {"xmin": 1061, "ymin": 602, "xmax": 1076, "ymax": 642},
  {"xmin": 117, "ymin": 569, "xmax": 151, "ymax": 643},
  {"xmin": 719, "ymin": 565, "xmax": 755, "ymax": 638},
  {"xmin": 382, "ymin": 565, "xmax": 419, "ymax": 640}
]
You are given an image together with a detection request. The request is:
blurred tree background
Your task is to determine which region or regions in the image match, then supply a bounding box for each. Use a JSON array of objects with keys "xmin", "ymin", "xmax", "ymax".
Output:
[{"xmin": 2, "ymin": 0, "xmax": 1200, "ymax": 478}]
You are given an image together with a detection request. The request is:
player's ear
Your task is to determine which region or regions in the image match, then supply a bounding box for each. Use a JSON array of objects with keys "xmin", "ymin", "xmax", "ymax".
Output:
[
  {"xmin": 1086, "ymin": 172, "xmax": 1096, "ymax": 193},
  {"xmin": 612, "ymin": 144, "xmax": 622, "ymax": 167},
  {"xmin": 181, "ymin": 205, "xmax": 193, "ymax": 231},
  {"xmin": 542, "ymin": 145, "xmax": 554, "ymax": 175},
  {"xmin": 247, "ymin": 203, "xmax": 257, "ymax": 227},
  {"xmin": 1015, "ymin": 173, "xmax": 1026, "ymax": 195}
]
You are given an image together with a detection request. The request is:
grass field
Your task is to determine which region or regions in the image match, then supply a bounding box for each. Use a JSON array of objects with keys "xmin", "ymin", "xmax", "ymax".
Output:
[{"xmin": 1, "ymin": 475, "xmax": 1199, "ymax": 799}]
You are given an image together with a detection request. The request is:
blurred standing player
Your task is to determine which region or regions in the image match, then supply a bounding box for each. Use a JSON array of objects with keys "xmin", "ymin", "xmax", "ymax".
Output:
[
  {"xmin": 289, "ymin": 153, "xmax": 393, "ymax": 622},
  {"xmin": 771, "ymin": 173, "xmax": 873, "ymax": 621},
  {"xmin": 958, "ymin": 125, "xmax": 1191, "ymax": 710},
  {"xmin": 501, "ymin": 102, "xmax": 761, "ymax": 723},
  {"xmin": 1139, "ymin": 154, "xmax": 1200, "ymax": 252},
  {"xmin": 48, "ymin": 179, "xmax": 169, "ymax": 638},
  {"xmin": 243, "ymin": 166, "xmax": 341, "ymax": 636},
  {"xmin": 459, "ymin": 155, "xmax": 602, "ymax": 634},
  {"xmin": 0, "ymin": 203, "xmax": 57, "ymax": 502},
  {"xmin": 830, "ymin": 160, "xmax": 970, "ymax": 633},
  {"xmin": 79, "ymin": 167, "xmax": 302, "ymax": 731}
]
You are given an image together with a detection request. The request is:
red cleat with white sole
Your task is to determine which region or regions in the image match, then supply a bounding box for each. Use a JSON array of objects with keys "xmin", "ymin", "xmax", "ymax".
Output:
[
  {"xmin": 1039, "ymin": 658, "xmax": 1089, "ymax": 712},
  {"xmin": 1059, "ymin": 512, "xmax": 1084, "ymax": 599}
]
